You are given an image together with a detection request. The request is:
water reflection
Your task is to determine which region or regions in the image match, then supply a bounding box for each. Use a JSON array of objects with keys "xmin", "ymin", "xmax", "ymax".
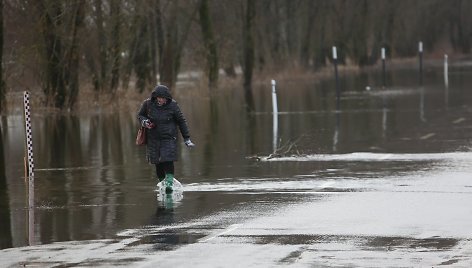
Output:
[
  {"xmin": 444, "ymin": 82, "xmax": 449, "ymax": 108},
  {"xmin": 332, "ymin": 112, "xmax": 339, "ymax": 152},
  {"xmin": 149, "ymin": 209, "xmax": 199, "ymax": 251},
  {"xmin": 243, "ymin": 84, "xmax": 255, "ymax": 112},
  {"xmin": 33, "ymin": 114, "xmax": 139, "ymax": 245},
  {"xmin": 382, "ymin": 96, "xmax": 388, "ymax": 139},
  {"xmin": 0, "ymin": 120, "xmax": 13, "ymax": 249},
  {"xmin": 154, "ymin": 198, "xmax": 176, "ymax": 222},
  {"xmin": 419, "ymin": 87, "xmax": 426, "ymax": 122}
]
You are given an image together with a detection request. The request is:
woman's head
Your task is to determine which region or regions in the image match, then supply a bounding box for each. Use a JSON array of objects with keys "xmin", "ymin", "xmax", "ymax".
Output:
[{"xmin": 151, "ymin": 85, "xmax": 172, "ymax": 104}]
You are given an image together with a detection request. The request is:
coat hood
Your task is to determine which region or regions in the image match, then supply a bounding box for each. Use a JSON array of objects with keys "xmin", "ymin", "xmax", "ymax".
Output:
[{"xmin": 151, "ymin": 85, "xmax": 172, "ymax": 101}]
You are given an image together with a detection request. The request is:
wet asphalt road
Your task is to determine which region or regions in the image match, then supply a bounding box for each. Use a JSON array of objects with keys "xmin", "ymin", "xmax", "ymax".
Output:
[{"xmin": 2, "ymin": 150, "xmax": 472, "ymax": 267}]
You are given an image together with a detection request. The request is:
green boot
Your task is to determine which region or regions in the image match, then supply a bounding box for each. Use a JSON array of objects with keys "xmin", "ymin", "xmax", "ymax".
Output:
[{"xmin": 165, "ymin": 173, "xmax": 174, "ymax": 193}]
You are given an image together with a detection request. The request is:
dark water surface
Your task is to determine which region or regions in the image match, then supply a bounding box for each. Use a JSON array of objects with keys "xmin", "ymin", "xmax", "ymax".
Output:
[{"xmin": 1, "ymin": 60, "xmax": 472, "ymax": 254}]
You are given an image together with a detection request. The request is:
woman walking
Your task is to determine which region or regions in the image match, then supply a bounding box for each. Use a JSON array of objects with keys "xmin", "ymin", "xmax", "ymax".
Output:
[{"xmin": 137, "ymin": 85, "xmax": 195, "ymax": 192}]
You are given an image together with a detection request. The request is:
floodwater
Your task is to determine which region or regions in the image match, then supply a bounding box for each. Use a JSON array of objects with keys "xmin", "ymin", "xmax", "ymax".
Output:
[{"xmin": 1, "ymin": 60, "xmax": 472, "ymax": 267}]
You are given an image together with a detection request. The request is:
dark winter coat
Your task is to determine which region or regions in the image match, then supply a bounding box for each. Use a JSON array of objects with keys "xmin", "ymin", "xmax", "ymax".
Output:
[{"xmin": 137, "ymin": 86, "xmax": 190, "ymax": 164}]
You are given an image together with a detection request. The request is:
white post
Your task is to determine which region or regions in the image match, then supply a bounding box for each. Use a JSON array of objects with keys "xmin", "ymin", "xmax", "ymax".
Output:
[
  {"xmin": 418, "ymin": 41, "xmax": 423, "ymax": 86},
  {"xmin": 332, "ymin": 46, "xmax": 340, "ymax": 109},
  {"xmin": 444, "ymin": 54, "xmax": 449, "ymax": 88},
  {"xmin": 271, "ymin": 80, "xmax": 278, "ymax": 153},
  {"xmin": 381, "ymin": 48, "xmax": 386, "ymax": 87},
  {"xmin": 23, "ymin": 91, "xmax": 35, "ymax": 245}
]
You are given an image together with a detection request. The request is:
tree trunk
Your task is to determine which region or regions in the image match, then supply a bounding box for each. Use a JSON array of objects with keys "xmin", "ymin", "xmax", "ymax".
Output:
[
  {"xmin": 109, "ymin": 0, "xmax": 121, "ymax": 94},
  {"xmin": 159, "ymin": 1, "xmax": 197, "ymax": 89},
  {"xmin": 39, "ymin": 1, "xmax": 84, "ymax": 109},
  {"xmin": 300, "ymin": 1, "xmax": 317, "ymax": 68},
  {"xmin": 350, "ymin": 0, "xmax": 369, "ymax": 66},
  {"xmin": 172, "ymin": 7, "xmax": 196, "ymax": 87},
  {"xmin": 66, "ymin": 1, "xmax": 85, "ymax": 108},
  {"xmin": 243, "ymin": 0, "xmax": 255, "ymax": 111},
  {"xmin": 199, "ymin": 0, "xmax": 219, "ymax": 89},
  {"xmin": 160, "ymin": 32, "xmax": 175, "ymax": 88},
  {"xmin": 155, "ymin": 0, "xmax": 165, "ymax": 79},
  {"xmin": 87, "ymin": 0, "xmax": 121, "ymax": 96},
  {"xmin": 149, "ymin": 4, "xmax": 158, "ymax": 87},
  {"xmin": 40, "ymin": 0, "xmax": 65, "ymax": 108},
  {"xmin": 456, "ymin": 0, "xmax": 471, "ymax": 53},
  {"xmin": 243, "ymin": 0, "xmax": 255, "ymax": 89},
  {"xmin": 132, "ymin": 14, "xmax": 151, "ymax": 93},
  {"xmin": 0, "ymin": 0, "xmax": 4, "ymax": 113},
  {"xmin": 311, "ymin": 0, "xmax": 329, "ymax": 70},
  {"xmin": 157, "ymin": 0, "xmax": 177, "ymax": 88},
  {"xmin": 84, "ymin": 48, "xmax": 99, "ymax": 101},
  {"xmin": 94, "ymin": 0, "xmax": 106, "ymax": 93}
]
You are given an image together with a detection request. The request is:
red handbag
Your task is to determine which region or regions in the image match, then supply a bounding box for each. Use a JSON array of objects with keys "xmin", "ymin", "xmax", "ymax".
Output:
[
  {"xmin": 136, "ymin": 99, "xmax": 151, "ymax": 146},
  {"xmin": 135, "ymin": 127, "xmax": 146, "ymax": 145}
]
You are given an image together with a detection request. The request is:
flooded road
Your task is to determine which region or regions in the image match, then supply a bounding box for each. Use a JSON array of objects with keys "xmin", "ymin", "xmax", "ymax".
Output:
[{"xmin": 1, "ymin": 61, "xmax": 472, "ymax": 266}]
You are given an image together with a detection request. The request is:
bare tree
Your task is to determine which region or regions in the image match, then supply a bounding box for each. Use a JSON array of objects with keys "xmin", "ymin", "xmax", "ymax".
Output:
[
  {"xmin": 449, "ymin": 0, "xmax": 472, "ymax": 53},
  {"xmin": 198, "ymin": 0, "xmax": 219, "ymax": 89},
  {"xmin": 130, "ymin": 1, "xmax": 153, "ymax": 93},
  {"xmin": 158, "ymin": 0, "xmax": 198, "ymax": 89},
  {"xmin": 242, "ymin": 0, "xmax": 255, "ymax": 110},
  {"xmin": 348, "ymin": 0, "xmax": 370, "ymax": 66},
  {"xmin": 38, "ymin": 0, "xmax": 63, "ymax": 107},
  {"xmin": 38, "ymin": 0, "xmax": 85, "ymax": 109},
  {"xmin": 109, "ymin": 0, "xmax": 122, "ymax": 94},
  {"xmin": 299, "ymin": 1, "xmax": 317, "ymax": 68},
  {"xmin": 95, "ymin": 0, "xmax": 107, "ymax": 93},
  {"xmin": 2, "ymin": 0, "xmax": 472, "ymax": 108},
  {"xmin": 84, "ymin": 0, "xmax": 122, "ymax": 98},
  {"xmin": 66, "ymin": 1, "xmax": 85, "ymax": 108},
  {"xmin": 0, "ymin": 0, "xmax": 4, "ymax": 113}
]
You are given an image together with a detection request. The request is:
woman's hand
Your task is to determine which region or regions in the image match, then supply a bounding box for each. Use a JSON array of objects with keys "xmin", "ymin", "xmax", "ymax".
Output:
[
  {"xmin": 184, "ymin": 139, "xmax": 195, "ymax": 148},
  {"xmin": 142, "ymin": 119, "xmax": 155, "ymax": 129}
]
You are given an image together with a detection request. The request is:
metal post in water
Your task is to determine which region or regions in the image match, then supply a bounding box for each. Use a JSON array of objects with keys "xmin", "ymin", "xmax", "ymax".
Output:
[
  {"xmin": 381, "ymin": 48, "xmax": 386, "ymax": 88},
  {"xmin": 332, "ymin": 46, "xmax": 340, "ymax": 149},
  {"xmin": 271, "ymin": 80, "xmax": 278, "ymax": 153},
  {"xmin": 444, "ymin": 54, "xmax": 449, "ymax": 88},
  {"xmin": 333, "ymin": 46, "xmax": 340, "ymax": 110},
  {"xmin": 418, "ymin": 41, "xmax": 423, "ymax": 86},
  {"xmin": 23, "ymin": 91, "xmax": 35, "ymax": 245}
]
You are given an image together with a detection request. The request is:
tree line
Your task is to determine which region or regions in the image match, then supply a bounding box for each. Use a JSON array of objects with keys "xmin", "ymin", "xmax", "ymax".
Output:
[{"xmin": 0, "ymin": 0, "xmax": 471, "ymax": 111}]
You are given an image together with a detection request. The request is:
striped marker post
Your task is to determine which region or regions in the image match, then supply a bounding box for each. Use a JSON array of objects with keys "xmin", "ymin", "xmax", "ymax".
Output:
[{"xmin": 23, "ymin": 91, "xmax": 35, "ymax": 245}]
